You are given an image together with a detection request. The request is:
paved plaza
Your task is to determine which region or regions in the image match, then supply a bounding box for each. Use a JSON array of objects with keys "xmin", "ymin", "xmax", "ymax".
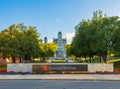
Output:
[{"xmin": 0, "ymin": 74, "xmax": 120, "ymax": 81}]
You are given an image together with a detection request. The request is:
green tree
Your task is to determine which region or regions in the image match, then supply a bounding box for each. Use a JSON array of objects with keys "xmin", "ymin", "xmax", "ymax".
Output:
[
  {"xmin": 40, "ymin": 43, "xmax": 57, "ymax": 61},
  {"xmin": 112, "ymin": 21, "xmax": 120, "ymax": 56},
  {"xmin": 17, "ymin": 25, "xmax": 41, "ymax": 62},
  {"xmin": 0, "ymin": 24, "xmax": 20, "ymax": 62},
  {"xmin": 0, "ymin": 24, "xmax": 41, "ymax": 63},
  {"xmin": 72, "ymin": 11, "xmax": 119, "ymax": 63},
  {"xmin": 65, "ymin": 44, "xmax": 72, "ymax": 57}
]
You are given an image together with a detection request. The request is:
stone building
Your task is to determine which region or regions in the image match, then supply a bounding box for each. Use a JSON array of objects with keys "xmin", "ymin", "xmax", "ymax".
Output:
[{"xmin": 53, "ymin": 32, "xmax": 67, "ymax": 59}]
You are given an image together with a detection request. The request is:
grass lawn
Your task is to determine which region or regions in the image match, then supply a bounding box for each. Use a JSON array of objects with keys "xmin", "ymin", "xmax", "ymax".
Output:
[
  {"xmin": 52, "ymin": 60, "xmax": 66, "ymax": 63},
  {"xmin": 106, "ymin": 58, "xmax": 120, "ymax": 70},
  {"xmin": 107, "ymin": 58, "xmax": 120, "ymax": 63}
]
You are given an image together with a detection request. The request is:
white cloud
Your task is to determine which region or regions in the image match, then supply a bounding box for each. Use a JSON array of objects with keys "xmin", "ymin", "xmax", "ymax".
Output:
[
  {"xmin": 48, "ymin": 39, "xmax": 53, "ymax": 43},
  {"xmin": 64, "ymin": 32, "xmax": 75, "ymax": 43},
  {"xmin": 65, "ymin": 32, "xmax": 75, "ymax": 40}
]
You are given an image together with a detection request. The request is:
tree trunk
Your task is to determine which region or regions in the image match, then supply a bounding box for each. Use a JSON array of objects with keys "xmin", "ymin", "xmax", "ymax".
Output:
[
  {"xmin": 12, "ymin": 57, "xmax": 16, "ymax": 63},
  {"xmin": 44, "ymin": 56, "xmax": 45, "ymax": 61},
  {"xmin": 19, "ymin": 57, "xmax": 22, "ymax": 63},
  {"xmin": 30, "ymin": 58, "xmax": 32, "ymax": 63},
  {"xmin": 89, "ymin": 57, "xmax": 91, "ymax": 63},
  {"xmin": 102, "ymin": 55, "xmax": 107, "ymax": 63},
  {"xmin": 85, "ymin": 57, "xmax": 87, "ymax": 63},
  {"xmin": 91, "ymin": 56, "xmax": 94, "ymax": 63}
]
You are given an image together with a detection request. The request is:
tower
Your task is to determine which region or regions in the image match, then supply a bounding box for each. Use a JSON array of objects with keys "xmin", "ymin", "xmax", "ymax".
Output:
[
  {"xmin": 58, "ymin": 31, "xmax": 62, "ymax": 39},
  {"xmin": 44, "ymin": 36, "xmax": 47, "ymax": 43}
]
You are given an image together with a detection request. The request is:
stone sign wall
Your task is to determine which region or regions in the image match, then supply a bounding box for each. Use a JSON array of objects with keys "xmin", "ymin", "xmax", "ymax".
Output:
[
  {"xmin": 88, "ymin": 63, "xmax": 113, "ymax": 72},
  {"xmin": 7, "ymin": 63, "xmax": 113, "ymax": 73}
]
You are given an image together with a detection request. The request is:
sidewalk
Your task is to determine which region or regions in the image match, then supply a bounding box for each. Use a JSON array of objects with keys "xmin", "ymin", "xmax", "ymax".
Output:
[{"xmin": 0, "ymin": 74, "xmax": 120, "ymax": 81}]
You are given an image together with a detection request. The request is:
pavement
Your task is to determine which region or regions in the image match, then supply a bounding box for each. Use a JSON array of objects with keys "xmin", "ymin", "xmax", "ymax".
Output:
[{"xmin": 0, "ymin": 74, "xmax": 120, "ymax": 81}]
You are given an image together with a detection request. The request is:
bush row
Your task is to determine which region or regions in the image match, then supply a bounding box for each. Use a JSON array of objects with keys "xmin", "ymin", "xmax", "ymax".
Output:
[{"xmin": 0, "ymin": 70, "xmax": 120, "ymax": 74}]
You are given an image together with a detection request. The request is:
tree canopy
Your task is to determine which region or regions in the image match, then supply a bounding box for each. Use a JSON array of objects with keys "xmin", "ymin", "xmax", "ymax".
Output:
[
  {"xmin": 71, "ymin": 11, "xmax": 120, "ymax": 63},
  {"xmin": 40, "ymin": 43, "xmax": 57, "ymax": 61},
  {"xmin": 0, "ymin": 24, "xmax": 41, "ymax": 63}
]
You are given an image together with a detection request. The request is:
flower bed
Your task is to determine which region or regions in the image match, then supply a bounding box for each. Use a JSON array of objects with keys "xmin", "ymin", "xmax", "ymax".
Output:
[
  {"xmin": 0, "ymin": 68, "xmax": 7, "ymax": 73},
  {"xmin": 0, "ymin": 71, "xmax": 120, "ymax": 74}
]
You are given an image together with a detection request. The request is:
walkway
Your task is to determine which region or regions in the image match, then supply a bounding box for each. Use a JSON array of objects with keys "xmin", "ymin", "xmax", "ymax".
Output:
[{"xmin": 0, "ymin": 74, "xmax": 120, "ymax": 81}]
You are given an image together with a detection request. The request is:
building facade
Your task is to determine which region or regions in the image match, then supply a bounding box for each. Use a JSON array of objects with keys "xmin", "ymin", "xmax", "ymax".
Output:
[{"xmin": 53, "ymin": 32, "xmax": 67, "ymax": 58}]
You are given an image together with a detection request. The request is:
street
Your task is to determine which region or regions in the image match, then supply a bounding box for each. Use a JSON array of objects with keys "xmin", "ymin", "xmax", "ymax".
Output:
[{"xmin": 0, "ymin": 80, "xmax": 120, "ymax": 89}]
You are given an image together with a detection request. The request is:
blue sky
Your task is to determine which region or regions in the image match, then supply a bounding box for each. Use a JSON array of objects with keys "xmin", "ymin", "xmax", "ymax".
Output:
[{"xmin": 0, "ymin": 0, "xmax": 120, "ymax": 43}]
